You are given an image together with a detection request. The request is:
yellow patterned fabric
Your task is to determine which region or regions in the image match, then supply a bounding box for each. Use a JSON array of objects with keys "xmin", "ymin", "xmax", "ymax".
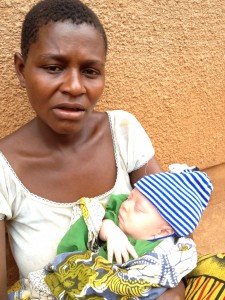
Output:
[
  {"xmin": 8, "ymin": 281, "xmax": 31, "ymax": 300},
  {"xmin": 79, "ymin": 197, "xmax": 105, "ymax": 251},
  {"xmin": 43, "ymin": 237, "xmax": 196, "ymax": 299},
  {"xmin": 8, "ymin": 237, "xmax": 196, "ymax": 299},
  {"xmin": 45, "ymin": 250, "xmax": 163, "ymax": 299},
  {"xmin": 185, "ymin": 253, "xmax": 225, "ymax": 300}
]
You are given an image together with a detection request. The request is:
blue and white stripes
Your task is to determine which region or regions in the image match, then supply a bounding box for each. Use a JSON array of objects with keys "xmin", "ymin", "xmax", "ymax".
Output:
[{"xmin": 134, "ymin": 170, "xmax": 213, "ymax": 237}]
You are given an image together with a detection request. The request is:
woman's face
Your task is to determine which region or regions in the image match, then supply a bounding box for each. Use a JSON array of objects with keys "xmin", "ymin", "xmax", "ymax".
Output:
[{"xmin": 15, "ymin": 21, "xmax": 106, "ymax": 135}]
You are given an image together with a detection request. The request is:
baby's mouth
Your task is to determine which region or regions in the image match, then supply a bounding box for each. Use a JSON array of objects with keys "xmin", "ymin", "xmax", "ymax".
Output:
[{"xmin": 118, "ymin": 211, "xmax": 124, "ymax": 223}]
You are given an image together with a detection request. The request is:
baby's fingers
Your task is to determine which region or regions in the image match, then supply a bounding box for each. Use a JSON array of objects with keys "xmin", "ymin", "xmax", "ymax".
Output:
[
  {"xmin": 121, "ymin": 248, "xmax": 130, "ymax": 263},
  {"xmin": 114, "ymin": 250, "xmax": 123, "ymax": 265},
  {"xmin": 127, "ymin": 244, "xmax": 138, "ymax": 260},
  {"xmin": 119, "ymin": 244, "xmax": 138, "ymax": 264},
  {"xmin": 107, "ymin": 247, "xmax": 114, "ymax": 263}
]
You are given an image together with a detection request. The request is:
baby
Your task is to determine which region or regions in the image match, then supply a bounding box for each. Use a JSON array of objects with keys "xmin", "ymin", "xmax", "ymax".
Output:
[
  {"xmin": 58, "ymin": 168, "xmax": 212, "ymax": 265},
  {"xmin": 99, "ymin": 169, "xmax": 213, "ymax": 263},
  {"xmin": 50, "ymin": 168, "xmax": 213, "ymax": 299}
]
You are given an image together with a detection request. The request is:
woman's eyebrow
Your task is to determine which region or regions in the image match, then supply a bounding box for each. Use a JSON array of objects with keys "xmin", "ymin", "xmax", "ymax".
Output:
[
  {"xmin": 38, "ymin": 53, "xmax": 67, "ymax": 63},
  {"xmin": 39, "ymin": 53, "xmax": 62, "ymax": 59},
  {"xmin": 38, "ymin": 54, "xmax": 105, "ymax": 66},
  {"xmin": 82, "ymin": 59, "xmax": 105, "ymax": 67}
]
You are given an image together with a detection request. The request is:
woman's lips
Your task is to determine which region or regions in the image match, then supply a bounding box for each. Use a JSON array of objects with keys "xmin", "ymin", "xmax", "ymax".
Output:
[{"xmin": 52, "ymin": 104, "xmax": 85, "ymax": 120}]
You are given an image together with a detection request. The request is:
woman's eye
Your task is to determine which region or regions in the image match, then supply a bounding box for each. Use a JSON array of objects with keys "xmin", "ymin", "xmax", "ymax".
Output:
[
  {"xmin": 43, "ymin": 65, "xmax": 62, "ymax": 73},
  {"xmin": 83, "ymin": 68, "xmax": 100, "ymax": 77}
]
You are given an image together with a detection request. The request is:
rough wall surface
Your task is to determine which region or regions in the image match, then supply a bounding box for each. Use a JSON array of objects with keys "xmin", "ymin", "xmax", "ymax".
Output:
[{"xmin": 0, "ymin": 0, "xmax": 224, "ymax": 170}]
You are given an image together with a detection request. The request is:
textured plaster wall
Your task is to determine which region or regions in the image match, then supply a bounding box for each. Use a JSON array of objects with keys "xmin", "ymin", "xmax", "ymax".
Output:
[{"xmin": 0, "ymin": 0, "xmax": 224, "ymax": 170}]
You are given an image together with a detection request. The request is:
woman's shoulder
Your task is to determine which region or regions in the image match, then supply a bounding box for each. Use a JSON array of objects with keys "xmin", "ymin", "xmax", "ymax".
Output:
[
  {"xmin": 0, "ymin": 133, "xmax": 19, "ymax": 158},
  {"xmin": 0, "ymin": 122, "xmax": 30, "ymax": 149},
  {"xmin": 0, "ymin": 132, "xmax": 24, "ymax": 186},
  {"xmin": 107, "ymin": 110, "xmax": 141, "ymax": 129},
  {"xmin": 0, "ymin": 121, "xmax": 35, "ymax": 160},
  {"xmin": 107, "ymin": 109, "xmax": 136, "ymax": 119},
  {"xmin": 107, "ymin": 110, "xmax": 149, "ymax": 139}
]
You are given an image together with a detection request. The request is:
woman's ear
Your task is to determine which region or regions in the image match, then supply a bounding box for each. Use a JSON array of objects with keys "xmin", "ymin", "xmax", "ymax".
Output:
[{"xmin": 14, "ymin": 52, "xmax": 26, "ymax": 88}]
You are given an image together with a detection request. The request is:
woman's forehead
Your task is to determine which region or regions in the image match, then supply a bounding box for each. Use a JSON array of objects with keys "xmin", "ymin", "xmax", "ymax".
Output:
[{"xmin": 28, "ymin": 22, "xmax": 106, "ymax": 60}]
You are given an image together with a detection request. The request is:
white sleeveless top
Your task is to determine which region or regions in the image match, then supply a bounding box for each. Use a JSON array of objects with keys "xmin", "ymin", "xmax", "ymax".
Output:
[{"xmin": 0, "ymin": 110, "xmax": 154, "ymax": 278}]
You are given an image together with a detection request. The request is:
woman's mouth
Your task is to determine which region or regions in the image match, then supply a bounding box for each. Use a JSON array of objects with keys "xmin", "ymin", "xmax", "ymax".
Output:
[
  {"xmin": 53, "ymin": 104, "xmax": 86, "ymax": 120},
  {"xmin": 59, "ymin": 107, "xmax": 84, "ymax": 112}
]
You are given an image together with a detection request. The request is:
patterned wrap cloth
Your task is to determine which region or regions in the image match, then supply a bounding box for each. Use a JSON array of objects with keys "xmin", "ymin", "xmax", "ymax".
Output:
[{"xmin": 8, "ymin": 198, "xmax": 197, "ymax": 300}]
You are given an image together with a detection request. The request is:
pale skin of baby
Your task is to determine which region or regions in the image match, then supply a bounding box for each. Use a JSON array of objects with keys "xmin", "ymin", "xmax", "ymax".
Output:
[
  {"xmin": 99, "ymin": 188, "xmax": 174, "ymax": 264},
  {"xmin": 0, "ymin": 20, "xmax": 185, "ymax": 300}
]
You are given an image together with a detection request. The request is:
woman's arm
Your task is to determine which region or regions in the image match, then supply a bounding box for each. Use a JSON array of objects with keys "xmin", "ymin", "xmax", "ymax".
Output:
[
  {"xmin": 157, "ymin": 281, "xmax": 185, "ymax": 300},
  {"xmin": 129, "ymin": 155, "xmax": 162, "ymax": 187},
  {"xmin": 0, "ymin": 220, "xmax": 8, "ymax": 300}
]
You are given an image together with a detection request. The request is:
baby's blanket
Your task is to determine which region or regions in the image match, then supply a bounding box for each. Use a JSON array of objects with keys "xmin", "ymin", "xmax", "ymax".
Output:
[
  {"xmin": 8, "ymin": 196, "xmax": 197, "ymax": 299},
  {"xmin": 8, "ymin": 237, "xmax": 196, "ymax": 300}
]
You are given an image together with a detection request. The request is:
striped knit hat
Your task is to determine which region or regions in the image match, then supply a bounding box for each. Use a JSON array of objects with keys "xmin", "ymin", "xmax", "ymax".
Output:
[{"xmin": 134, "ymin": 170, "xmax": 213, "ymax": 237}]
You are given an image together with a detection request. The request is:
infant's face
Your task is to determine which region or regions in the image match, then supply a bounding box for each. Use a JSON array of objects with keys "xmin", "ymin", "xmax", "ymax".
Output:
[{"xmin": 118, "ymin": 188, "xmax": 167, "ymax": 240}]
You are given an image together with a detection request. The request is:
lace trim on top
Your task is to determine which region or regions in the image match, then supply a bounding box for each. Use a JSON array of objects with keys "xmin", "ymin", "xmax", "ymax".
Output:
[{"xmin": 0, "ymin": 111, "xmax": 119, "ymax": 207}]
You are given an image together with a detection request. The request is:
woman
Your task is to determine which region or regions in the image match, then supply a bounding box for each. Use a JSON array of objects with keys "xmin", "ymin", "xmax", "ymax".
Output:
[{"xmin": 0, "ymin": 0, "xmax": 185, "ymax": 298}]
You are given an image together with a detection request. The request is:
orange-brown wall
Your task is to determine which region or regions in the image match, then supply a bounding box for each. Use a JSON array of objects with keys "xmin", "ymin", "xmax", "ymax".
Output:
[{"xmin": 0, "ymin": 0, "xmax": 224, "ymax": 170}]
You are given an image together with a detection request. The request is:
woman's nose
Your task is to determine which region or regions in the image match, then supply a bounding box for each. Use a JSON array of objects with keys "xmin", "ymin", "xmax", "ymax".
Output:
[{"xmin": 61, "ymin": 70, "xmax": 85, "ymax": 96}]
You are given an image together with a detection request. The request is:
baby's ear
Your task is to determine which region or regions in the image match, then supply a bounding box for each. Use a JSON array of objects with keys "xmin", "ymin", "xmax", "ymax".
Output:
[{"xmin": 160, "ymin": 225, "xmax": 174, "ymax": 237}]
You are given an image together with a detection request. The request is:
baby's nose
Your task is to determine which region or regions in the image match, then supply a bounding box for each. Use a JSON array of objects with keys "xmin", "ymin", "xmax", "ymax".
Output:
[{"xmin": 121, "ymin": 200, "xmax": 130, "ymax": 211}]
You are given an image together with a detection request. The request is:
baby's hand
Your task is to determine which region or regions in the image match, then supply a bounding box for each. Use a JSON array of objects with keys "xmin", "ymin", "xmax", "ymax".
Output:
[
  {"xmin": 99, "ymin": 219, "xmax": 138, "ymax": 264},
  {"xmin": 106, "ymin": 226, "xmax": 138, "ymax": 264}
]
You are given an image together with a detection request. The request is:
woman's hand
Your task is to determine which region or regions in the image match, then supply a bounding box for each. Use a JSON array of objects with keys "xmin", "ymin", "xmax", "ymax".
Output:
[
  {"xmin": 157, "ymin": 281, "xmax": 185, "ymax": 300},
  {"xmin": 99, "ymin": 219, "xmax": 138, "ymax": 264}
]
